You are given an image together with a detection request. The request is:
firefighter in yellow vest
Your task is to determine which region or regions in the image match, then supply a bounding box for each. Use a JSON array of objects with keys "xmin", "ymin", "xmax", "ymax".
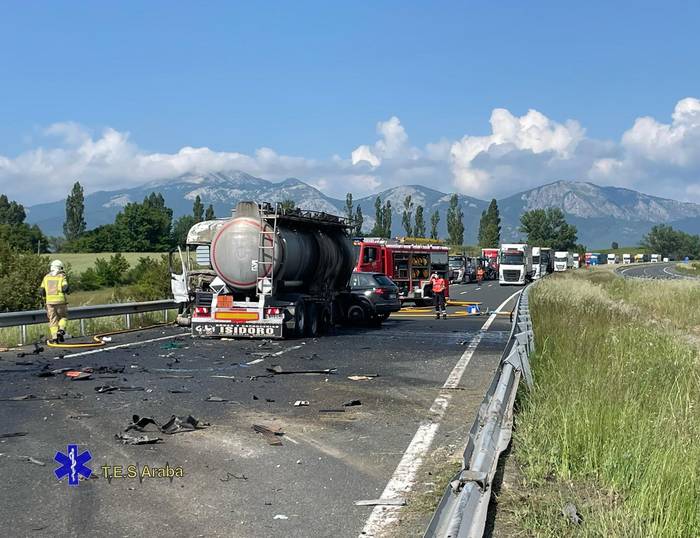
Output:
[{"xmin": 40, "ymin": 260, "xmax": 69, "ymax": 343}]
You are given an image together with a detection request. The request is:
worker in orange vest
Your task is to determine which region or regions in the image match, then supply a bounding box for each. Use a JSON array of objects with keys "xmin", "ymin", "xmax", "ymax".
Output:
[{"xmin": 430, "ymin": 272, "xmax": 448, "ymax": 320}]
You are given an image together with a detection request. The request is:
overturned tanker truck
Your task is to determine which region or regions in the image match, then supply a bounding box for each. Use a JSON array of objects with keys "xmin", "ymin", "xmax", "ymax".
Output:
[{"xmin": 171, "ymin": 201, "xmax": 358, "ymax": 338}]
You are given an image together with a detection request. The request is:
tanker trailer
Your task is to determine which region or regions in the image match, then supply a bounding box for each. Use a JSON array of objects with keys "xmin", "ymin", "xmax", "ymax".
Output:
[{"xmin": 172, "ymin": 201, "xmax": 355, "ymax": 338}]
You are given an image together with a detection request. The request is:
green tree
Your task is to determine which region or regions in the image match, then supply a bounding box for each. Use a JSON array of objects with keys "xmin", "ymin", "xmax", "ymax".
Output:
[
  {"xmin": 641, "ymin": 225, "xmax": 700, "ymax": 259},
  {"xmin": 0, "ymin": 194, "xmax": 47, "ymax": 252},
  {"xmin": 519, "ymin": 208, "xmax": 578, "ymax": 250},
  {"xmin": 192, "ymin": 195, "xmax": 204, "ymax": 223},
  {"xmin": 611, "ymin": 241, "xmax": 619, "ymax": 250},
  {"xmin": 478, "ymin": 199, "xmax": 501, "ymax": 248},
  {"xmin": 114, "ymin": 193, "xmax": 173, "ymax": 251},
  {"xmin": 382, "ymin": 200, "xmax": 393, "ymax": 238},
  {"xmin": 370, "ymin": 196, "xmax": 383, "ymax": 236},
  {"xmin": 414, "ymin": 205, "xmax": 426, "ymax": 238},
  {"xmin": 280, "ymin": 199, "xmax": 296, "ymax": 212},
  {"xmin": 205, "ymin": 204, "xmax": 215, "ymax": 220},
  {"xmin": 430, "ymin": 209, "xmax": 440, "ymax": 240},
  {"xmin": 446, "ymin": 194, "xmax": 464, "ymax": 245},
  {"xmin": 354, "ymin": 206, "xmax": 364, "ymax": 236},
  {"xmin": 127, "ymin": 256, "xmax": 171, "ymax": 300},
  {"xmin": 171, "ymin": 215, "xmax": 196, "ymax": 247},
  {"xmin": 94, "ymin": 253, "xmax": 131, "ymax": 287},
  {"xmin": 345, "ymin": 193, "xmax": 354, "ymax": 223},
  {"xmin": 402, "ymin": 195, "xmax": 413, "ymax": 237},
  {"xmin": 63, "ymin": 181, "xmax": 86, "ymax": 241}
]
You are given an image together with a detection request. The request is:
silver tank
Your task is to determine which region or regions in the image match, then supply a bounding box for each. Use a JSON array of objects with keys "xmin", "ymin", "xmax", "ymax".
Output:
[{"xmin": 209, "ymin": 203, "xmax": 354, "ymax": 293}]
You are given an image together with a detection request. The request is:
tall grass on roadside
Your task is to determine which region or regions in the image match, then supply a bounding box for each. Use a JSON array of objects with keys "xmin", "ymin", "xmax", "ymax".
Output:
[{"xmin": 514, "ymin": 273, "xmax": 699, "ymax": 537}]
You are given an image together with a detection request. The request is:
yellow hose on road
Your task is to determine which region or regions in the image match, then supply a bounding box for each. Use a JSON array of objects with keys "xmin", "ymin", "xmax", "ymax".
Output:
[{"xmin": 46, "ymin": 323, "xmax": 172, "ymax": 349}]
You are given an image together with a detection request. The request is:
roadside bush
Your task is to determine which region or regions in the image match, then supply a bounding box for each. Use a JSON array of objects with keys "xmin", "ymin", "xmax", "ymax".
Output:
[
  {"xmin": 75, "ymin": 267, "xmax": 102, "ymax": 291},
  {"xmin": 94, "ymin": 253, "xmax": 130, "ymax": 287},
  {"xmin": 129, "ymin": 255, "xmax": 171, "ymax": 300},
  {"xmin": 0, "ymin": 246, "xmax": 48, "ymax": 312}
]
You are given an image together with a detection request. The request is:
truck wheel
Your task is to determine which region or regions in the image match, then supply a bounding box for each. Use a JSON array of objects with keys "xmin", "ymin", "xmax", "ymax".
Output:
[
  {"xmin": 294, "ymin": 300, "xmax": 306, "ymax": 337},
  {"xmin": 305, "ymin": 303, "xmax": 319, "ymax": 337},
  {"xmin": 319, "ymin": 306, "xmax": 332, "ymax": 334},
  {"xmin": 346, "ymin": 304, "xmax": 366, "ymax": 325}
]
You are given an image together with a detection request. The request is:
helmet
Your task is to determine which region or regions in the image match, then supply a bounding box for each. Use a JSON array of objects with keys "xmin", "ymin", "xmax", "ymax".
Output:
[{"xmin": 50, "ymin": 260, "xmax": 64, "ymax": 272}]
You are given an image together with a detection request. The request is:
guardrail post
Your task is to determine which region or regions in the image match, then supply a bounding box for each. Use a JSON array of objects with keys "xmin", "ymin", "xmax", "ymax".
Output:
[
  {"xmin": 163, "ymin": 308, "xmax": 168, "ymax": 323},
  {"xmin": 20, "ymin": 324, "xmax": 27, "ymax": 346},
  {"xmin": 80, "ymin": 318, "xmax": 86, "ymax": 336},
  {"xmin": 125, "ymin": 313, "xmax": 131, "ymax": 330}
]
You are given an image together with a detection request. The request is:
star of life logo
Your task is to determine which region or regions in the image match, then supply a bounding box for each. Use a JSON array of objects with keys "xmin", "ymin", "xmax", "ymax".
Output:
[{"xmin": 54, "ymin": 444, "xmax": 92, "ymax": 486}]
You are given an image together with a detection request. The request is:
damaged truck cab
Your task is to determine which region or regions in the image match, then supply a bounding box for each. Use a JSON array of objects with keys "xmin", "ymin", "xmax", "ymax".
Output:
[{"xmin": 171, "ymin": 201, "xmax": 356, "ymax": 339}]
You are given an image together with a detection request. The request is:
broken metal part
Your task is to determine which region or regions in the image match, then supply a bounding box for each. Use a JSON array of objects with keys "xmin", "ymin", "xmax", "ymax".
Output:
[
  {"xmin": 125, "ymin": 415, "xmax": 159, "ymax": 432},
  {"xmin": 319, "ymin": 409, "xmax": 345, "ymax": 413},
  {"xmin": 252, "ymin": 424, "xmax": 284, "ymax": 446},
  {"xmin": 343, "ymin": 399, "xmax": 362, "ymax": 407},
  {"xmin": 161, "ymin": 415, "xmax": 208, "ymax": 434},
  {"xmin": 293, "ymin": 400, "xmax": 310, "ymax": 407},
  {"xmin": 115, "ymin": 433, "xmax": 162, "ymax": 445},
  {"xmin": 220, "ymin": 472, "xmax": 248, "ymax": 482},
  {"xmin": 347, "ymin": 374, "xmax": 378, "ymax": 381},
  {"xmin": 266, "ymin": 365, "xmax": 337, "ymax": 375},
  {"xmin": 205, "ymin": 395, "xmax": 229, "ymax": 402},
  {"xmin": 354, "ymin": 498, "xmax": 406, "ymax": 506}
]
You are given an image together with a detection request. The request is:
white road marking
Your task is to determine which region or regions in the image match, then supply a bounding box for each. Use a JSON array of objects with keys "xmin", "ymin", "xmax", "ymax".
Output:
[
  {"xmin": 246, "ymin": 358, "xmax": 264, "ymax": 365},
  {"xmin": 475, "ymin": 287, "xmax": 481, "ymax": 291},
  {"xmin": 460, "ymin": 291, "xmax": 468, "ymax": 295},
  {"xmin": 55, "ymin": 333, "xmax": 185, "ymax": 360},
  {"xmin": 359, "ymin": 288, "xmax": 522, "ymax": 537}
]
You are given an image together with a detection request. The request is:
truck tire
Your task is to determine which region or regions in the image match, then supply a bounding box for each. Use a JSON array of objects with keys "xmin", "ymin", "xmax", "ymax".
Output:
[
  {"xmin": 294, "ymin": 300, "xmax": 306, "ymax": 337},
  {"xmin": 305, "ymin": 303, "xmax": 319, "ymax": 337},
  {"xmin": 319, "ymin": 306, "xmax": 332, "ymax": 334}
]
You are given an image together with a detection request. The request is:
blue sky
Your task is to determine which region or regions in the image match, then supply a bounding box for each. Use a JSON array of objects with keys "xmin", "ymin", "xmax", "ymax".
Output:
[{"xmin": 1, "ymin": 1, "xmax": 699, "ymax": 204}]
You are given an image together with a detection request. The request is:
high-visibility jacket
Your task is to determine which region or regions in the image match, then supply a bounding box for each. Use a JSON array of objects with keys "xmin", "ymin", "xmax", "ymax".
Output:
[
  {"xmin": 431, "ymin": 277, "xmax": 446, "ymax": 293},
  {"xmin": 41, "ymin": 273, "xmax": 69, "ymax": 305}
]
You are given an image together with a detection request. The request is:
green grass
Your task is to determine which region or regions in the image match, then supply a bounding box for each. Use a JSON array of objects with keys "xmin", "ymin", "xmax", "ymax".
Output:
[
  {"xmin": 676, "ymin": 261, "xmax": 700, "ymax": 275},
  {"xmin": 59, "ymin": 252, "xmax": 162, "ymax": 274},
  {"xmin": 509, "ymin": 272, "xmax": 700, "ymax": 537},
  {"xmin": 597, "ymin": 246, "xmax": 649, "ymax": 256}
]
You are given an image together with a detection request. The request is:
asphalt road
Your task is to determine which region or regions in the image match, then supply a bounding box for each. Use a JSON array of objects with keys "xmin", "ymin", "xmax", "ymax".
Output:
[
  {"xmin": 0, "ymin": 281, "xmax": 520, "ymax": 538},
  {"xmin": 616, "ymin": 261, "xmax": 697, "ymax": 280}
]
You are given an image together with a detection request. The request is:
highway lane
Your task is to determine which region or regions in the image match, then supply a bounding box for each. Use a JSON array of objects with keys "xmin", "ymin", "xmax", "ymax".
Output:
[
  {"xmin": 0, "ymin": 281, "xmax": 520, "ymax": 538},
  {"xmin": 616, "ymin": 261, "xmax": 698, "ymax": 280}
]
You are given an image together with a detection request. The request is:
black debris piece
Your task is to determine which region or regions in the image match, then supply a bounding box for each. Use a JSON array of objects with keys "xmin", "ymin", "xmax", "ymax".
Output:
[
  {"xmin": 168, "ymin": 388, "xmax": 191, "ymax": 394},
  {"xmin": 0, "ymin": 431, "xmax": 28, "ymax": 438},
  {"xmin": 252, "ymin": 395, "xmax": 259, "ymax": 400},
  {"xmin": 125, "ymin": 415, "xmax": 159, "ymax": 432},
  {"xmin": 343, "ymin": 399, "xmax": 362, "ymax": 407},
  {"xmin": 0, "ymin": 394, "xmax": 62, "ymax": 401},
  {"xmin": 252, "ymin": 424, "xmax": 284, "ymax": 446},
  {"xmin": 95, "ymin": 365, "xmax": 125, "ymax": 374},
  {"xmin": 15, "ymin": 361, "xmax": 34, "ymax": 366},
  {"xmin": 319, "ymin": 408, "xmax": 345, "ymax": 413},
  {"xmin": 159, "ymin": 375, "xmax": 193, "ymax": 379},
  {"xmin": 161, "ymin": 415, "xmax": 209, "ymax": 434},
  {"xmin": 115, "ymin": 433, "xmax": 162, "ymax": 445},
  {"xmin": 94, "ymin": 385, "xmax": 145, "ymax": 394},
  {"xmin": 35, "ymin": 370, "xmax": 55, "ymax": 378},
  {"xmin": 265, "ymin": 398, "xmax": 275, "ymax": 403},
  {"xmin": 220, "ymin": 472, "xmax": 248, "ymax": 482},
  {"xmin": 33, "ymin": 342, "xmax": 44, "ymax": 354}
]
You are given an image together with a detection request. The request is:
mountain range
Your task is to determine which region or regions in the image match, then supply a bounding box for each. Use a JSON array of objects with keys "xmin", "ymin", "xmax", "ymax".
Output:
[{"xmin": 25, "ymin": 171, "xmax": 700, "ymax": 248}]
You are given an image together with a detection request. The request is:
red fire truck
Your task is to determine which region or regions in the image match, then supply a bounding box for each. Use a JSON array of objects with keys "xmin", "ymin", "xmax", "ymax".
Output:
[
  {"xmin": 354, "ymin": 240, "xmax": 450, "ymax": 305},
  {"xmin": 481, "ymin": 248, "xmax": 499, "ymax": 279}
]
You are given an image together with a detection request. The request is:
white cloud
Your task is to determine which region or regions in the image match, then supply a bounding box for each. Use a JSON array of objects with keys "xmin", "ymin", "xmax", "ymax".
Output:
[{"xmin": 3, "ymin": 99, "xmax": 700, "ymax": 206}]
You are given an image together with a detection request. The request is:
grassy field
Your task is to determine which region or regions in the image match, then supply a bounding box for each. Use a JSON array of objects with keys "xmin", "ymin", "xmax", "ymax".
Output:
[
  {"xmin": 676, "ymin": 261, "xmax": 700, "ymax": 274},
  {"xmin": 499, "ymin": 270, "xmax": 699, "ymax": 537},
  {"xmin": 59, "ymin": 252, "xmax": 163, "ymax": 274}
]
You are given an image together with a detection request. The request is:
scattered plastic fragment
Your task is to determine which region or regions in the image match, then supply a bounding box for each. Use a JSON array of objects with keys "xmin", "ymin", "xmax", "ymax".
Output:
[
  {"xmin": 0, "ymin": 431, "xmax": 28, "ymax": 438},
  {"xmin": 220, "ymin": 472, "xmax": 247, "ymax": 482},
  {"xmin": 205, "ymin": 396, "xmax": 229, "ymax": 402},
  {"xmin": 168, "ymin": 388, "xmax": 191, "ymax": 394},
  {"xmin": 354, "ymin": 498, "xmax": 406, "ymax": 506},
  {"xmin": 161, "ymin": 415, "xmax": 208, "ymax": 434},
  {"xmin": 273, "ymin": 515, "xmax": 288, "ymax": 520},
  {"xmin": 293, "ymin": 400, "xmax": 309, "ymax": 407},
  {"xmin": 160, "ymin": 342, "xmax": 183, "ymax": 350},
  {"xmin": 319, "ymin": 409, "xmax": 345, "ymax": 413},
  {"xmin": 347, "ymin": 374, "xmax": 378, "ymax": 381},
  {"xmin": 65, "ymin": 371, "xmax": 92, "ymax": 381},
  {"xmin": 266, "ymin": 365, "xmax": 337, "ymax": 375},
  {"xmin": 343, "ymin": 399, "xmax": 362, "ymax": 407}
]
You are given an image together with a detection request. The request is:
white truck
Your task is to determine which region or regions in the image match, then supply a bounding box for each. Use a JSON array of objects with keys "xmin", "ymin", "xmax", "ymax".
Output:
[
  {"xmin": 499, "ymin": 244, "xmax": 532, "ymax": 285},
  {"xmin": 651, "ymin": 253, "xmax": 661, "ymax": 263},
  {"xmin": 607, "ymin": 253, "xmax": 618, "ymax": 264},
  {"xmin": 622, "ymin": 253, "xmax": 632, "ymax": 264},
  {"xmin": 572, "ymin": 252, "xmax": 580, "ymax": 269},
  {"xmin": 531, "ymin": 247, "xmax": 542, "ymax": 280},
  {"xmin": 554, "ymin": 251, "xmax": 572, "ymax": 271}
]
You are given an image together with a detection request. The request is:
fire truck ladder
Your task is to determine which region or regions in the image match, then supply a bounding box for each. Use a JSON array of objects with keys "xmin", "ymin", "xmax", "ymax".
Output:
[{"xmin": 256, "ymin": 203, "xmax": 278, "ymax": 298}]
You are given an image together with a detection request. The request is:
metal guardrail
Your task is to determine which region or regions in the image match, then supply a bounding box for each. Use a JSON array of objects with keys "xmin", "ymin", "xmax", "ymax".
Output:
[
  {"xmin": 0, "ymin": 300, "xmax": 178, "ymax": 344},
  {"xmin": 424, "ymin": 285, "xmax": 534, "ymax": 538}
]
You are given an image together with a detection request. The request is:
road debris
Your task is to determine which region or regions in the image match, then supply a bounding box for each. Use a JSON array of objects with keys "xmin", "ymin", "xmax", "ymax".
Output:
[
  {"xmin": 168, "ymin": 388, "xmax": 191, "ymax": 394},
  {"xmin": 343, "ymin": 399, "xmax": 362, "ymax": 407},
  {"xmin": 0, "ymin": 394, "xmax": 63, "ymax": 401},
  {"xmin": 354, "ymin": 498, "xmax": 406, "ymax": 506},
  {"xmin": 94, "ymin": 385, "xmax": 145, "ymax": 393},
  {"xmin": 252, "ymin": 424, "xmax": 284, "ymax": 446},
  {"xmin": 160, "ymin": 342, "xmax": 183, "ymax": 350},
  {"xmin": 205, "ymin": 395, "xmax": 229, "ymax": 402},
  {"xmin": 0, "ymin": 432, "xmax": 28, "ymax": 438},
  {"xmin": 319, "ymin": 408, "xmax": 345, "ymax": 413},
  {"xmin": 161, "ymin": 415, "xmax": 209, "ymax": 434},
  {"xmin": 115, "ymin": 433, "xmax": 162, "ymax": 445},
  {"xmin": 159, "ymin": 374, "xmax": 193, "ymax": 379},
  {"xmin": 266, "ymin": 365, "xmax": 337, "ymax": 375},
  {"xmin": 246, "ymin": 358, "xmax": 264, "ymax": 365},
  {"xmin": 65, "ymin": 370, "xmax": 92, "ymax": 381},
  {"xmin": 293, "ymin": 400, "xmax": 309, "ymax": 407},
  {"xmin": 69, "ymin": 414, "xmax": 92, "ymax": 420},
  {"xmin": 210, "ymin": 375, "xmax": 237, "ymax": 379},
  {"xmin": 347, "ymin": 374, "xmax": 378, "ymax": 381},
  {"xmin": 126, "ymin": 415, "xmax": 159, "ymax": 432},
  {"xmin": 95, "ymin": 365, "xmax": 125, "ymax": 374},
  {"xmin": 273, "ymin": 514, "xmax": 288, "ymax": 520},
  {"xmin": 220, "ymin": 472, "xmax": 248, "ymax": 482}
]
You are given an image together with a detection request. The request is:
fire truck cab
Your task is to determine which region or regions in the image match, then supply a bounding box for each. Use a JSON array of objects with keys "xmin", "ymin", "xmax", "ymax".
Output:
[{"xmin": 354, "ymin": 240, "xmax": 450, "ymax": 305}]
